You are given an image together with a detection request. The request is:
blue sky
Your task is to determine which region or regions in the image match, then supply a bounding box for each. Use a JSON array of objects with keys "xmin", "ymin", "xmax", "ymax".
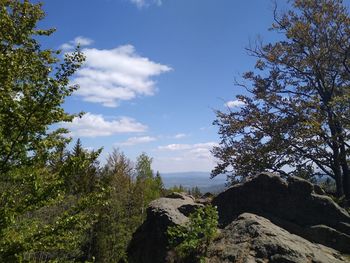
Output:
[{"xmin": 37, "ymin": 0, "xmax": 335, "ymax": 173}]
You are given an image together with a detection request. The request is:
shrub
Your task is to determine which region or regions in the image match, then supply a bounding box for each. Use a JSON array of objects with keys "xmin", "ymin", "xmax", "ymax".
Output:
[{"xmin": 167, "ymin": 205, "xmax": 218, "ymax": 262}]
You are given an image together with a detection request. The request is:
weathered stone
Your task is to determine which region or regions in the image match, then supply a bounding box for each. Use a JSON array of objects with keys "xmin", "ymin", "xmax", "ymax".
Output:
[
  {"xmin": 207, "ymin": 213, "xmax": 347, "ymax": 263},
  {"xmin": 305, "ymin": 225, "xmax": 350, "ymax": 254},
  {"xmin": 166, "ymin": 192, "xmax": 194, "ymax": 201},
  {"xmin": 212, "ymin": 172, "xmax": 350, "ymax": 253},
  {"xmin": 127, "ymin": 174, "xmax": 350, "ymax": 262},
  {"xmin": 196, "ymin": 192, "xmax": 214, "ymax": 205},
  {"xmin": 314, "ymin": 184, "xmax": 326, "ymax": 195},
  {"xmin": 178, "ymin": 203, "xmax": 204, "ymax": 217},
  {"xmin": 127, "ymin": 194, "xmax": 199, "ymax": 263}
]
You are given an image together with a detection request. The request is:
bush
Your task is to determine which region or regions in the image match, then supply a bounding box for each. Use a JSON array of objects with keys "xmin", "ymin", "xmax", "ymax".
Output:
[{"xmin": 167, "ymin": 205, "xmax": 218, "ymax": 263}]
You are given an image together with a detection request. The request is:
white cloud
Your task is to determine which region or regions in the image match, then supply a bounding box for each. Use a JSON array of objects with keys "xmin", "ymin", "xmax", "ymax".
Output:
[
  {"xmin": 158, "ymin": 142, "xmax": 218, "ymax": 159},
  {"xmin": 153, "ymin": 142, "xmax": 219, "ymax": 173},
  {"xmin": 225, "ymin": 99, "xmax": 245, "ymax": 108},
  {"xmin": 158, "ymin": 144, "xmax": 192, "ymax": 151},
  {"xmin": 174, "ymin": 133, "xmax": 187, "ymax": 139},
  {"xmin": 118, "ymin": 136, "xmax": 156, "ymax": 146},
  {"xmin": 73, "ymin": 44, "xmax": 171, "ymax": 107},
  {"xmin": 60, "ymin": 36, "xmax": 93, "ymax": 50},
  {"xmin": 158, "ymin": 142, "xmax": 217, "ymax": 151},
  {"xmin": 64, "ymin": 112, "xmax": 147, "ymax": 137},
  {"xmin": 74, "ymin": 36, "xmax": 94, "ymax": 46},
  {"xmin": 130, "ymin": 0, "xmax": 162, "ymax": 8}
]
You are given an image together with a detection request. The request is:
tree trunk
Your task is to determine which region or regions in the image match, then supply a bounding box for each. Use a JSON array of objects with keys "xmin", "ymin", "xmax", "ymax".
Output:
[
  {"xmin": 340, "ymin": 145, "xmax": 350, "ymax": 199},
  {"xmin": 335, "ymin": 121, "xmax": 350, "ymax": 199},
  {"xmin": 335, "ymin": 175, "xmax": 344, "ymax": 197},
  {"xmin": 334, "ymin": 166, "xmax": 344, "ymax": 197}
]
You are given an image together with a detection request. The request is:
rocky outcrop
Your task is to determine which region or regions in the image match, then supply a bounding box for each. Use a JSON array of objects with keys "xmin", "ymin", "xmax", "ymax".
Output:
[
  {"xmin": 207, "ymin": 213, "xmax": 347, "ymax": 263},
  {"xmin": 127, "ymin": 174, "xmax": 350, "ymax": 262},
  {"xmin": 212, "ymin": 173, "xmax": 350, "ymax": 253},
  {"xmin": 127, "ymin": 193, "xmax": 203, "ymax": 263}
]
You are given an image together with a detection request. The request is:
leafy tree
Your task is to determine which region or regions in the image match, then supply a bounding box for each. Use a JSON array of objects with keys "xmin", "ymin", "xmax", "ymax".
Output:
[
  {"xmin": 92, "ymin": 149, "xmax": 139, "ymax": 262},
  {"xmin": 167, "ymin": 205, "xmax": 218, "ymax": 263},
  {"xmin": 0, "ymin": 0, "xmax": 84, "ymax": 174},
  {"xmin": 212, "ymin": 0, "xmax": 350, "ymax": 198},
  {"xmin": 0, "ymin": 0, "xmax": 95, "ymax": 261},
  {"xmin": 135, "ymin": 153, "xmax": 162, "ymax": 215}
]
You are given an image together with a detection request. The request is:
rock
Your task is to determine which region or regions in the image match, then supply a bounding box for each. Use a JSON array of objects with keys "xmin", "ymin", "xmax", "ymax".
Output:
[
  {"xmin": 314, "ymin": 184, "xmax": 326, "ymax": 195},
  {"xmin": 306, "ymin": 225, "xmax": 350, "ymax": 254},
  {"xmin": 166, "ymin": 192, "xmax": 195, "ymax": 201},
  {"xmin": 127, "ymin": 193, "xmax": 200, "ymax": 263},
  {"xmin": 206, "ymin": 213, "xmax": 347, "ymax": 263},
  {"xmin": 212, "ymin": 173, "xmax": 350, "ymax": 253},
  {"xmin": 201, "ymin": 192, "xmax": 214, "ymax": 199},
  {"xmin": 127, "ymin": 174, "xmax": 350, "ymax": 262},
  {"xmin": 197, "ymin": 192, "xmax": 214, "ymax": 205},
  {"xmin": 178, "ymin": 203, "xmax": 204, "ymax": 217}
]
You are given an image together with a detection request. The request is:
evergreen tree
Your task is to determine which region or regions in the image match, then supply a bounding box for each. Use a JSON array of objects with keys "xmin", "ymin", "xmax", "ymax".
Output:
[{"xmin": 92, "ymin": 149, "xmax": 139, "ymax": 262}]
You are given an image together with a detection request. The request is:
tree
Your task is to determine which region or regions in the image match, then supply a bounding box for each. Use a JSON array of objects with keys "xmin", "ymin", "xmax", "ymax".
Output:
[
  {"xmin": 169, "ymin": 184, "xmax": 186, "ymax": 193},
  {"xmin": 60, "ymin": 139, "xmax": 102, "ymax": 194},
  {"xmin": 212, "ymin": 0, "xmax": 350, "ymax": 198},
  {"xmin": 91, "ymin": 149, "xmax": 135, "ymax": 262},
  {"xmin": 0, "ymin": 0, "xmax": 89, "ymax": 261},
  {"xmin": 0, "ymin": 0, "xmax": 84, "ymax": 174},
  {"xmin": 188, "ymin": 186, "xmax": 202, "ymax": 198},
  {"xmin": 135, "ymin": 153, "xmax": 161, "ymax": 215}
]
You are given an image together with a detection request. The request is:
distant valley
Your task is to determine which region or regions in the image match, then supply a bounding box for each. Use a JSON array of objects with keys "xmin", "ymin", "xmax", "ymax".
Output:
[{"xmin": 161, "ymin": 172, "xmax": 227, "ymax": 194}]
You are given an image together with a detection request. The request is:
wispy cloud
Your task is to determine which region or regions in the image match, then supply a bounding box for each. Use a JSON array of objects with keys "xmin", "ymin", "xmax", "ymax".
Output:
[
  {"xmin": 72, "ymin": 44, "xmax": 171, "ymax": 107},
  {"xmin": 174, "ymin": 133, "xmax": 187, "ymax": 139},
  {"xmin": 130, "ymin": 0, "xmax": 162, "ymax": 8},
  {"xmin": 225, "ymin": 99, "xmax": 245, "ymax": 108},
  {"xmin": 154, "ymin": 142, "xmax": 219, "ymax": 172},
  {"xmin": 60, "ymin": 36, "xmax": 93, "ymax": 50},
  {"xmin": 64, "ymin": 112, "xmax": 147, "ymax": 137},
  {"xmin": 158, "ymin": 142, "xmax": 218, "ymax": 159},
  {"xmin": 118, "ymin": 136, "xmax": 156, "ymax": 146},
  {"xmin": 158, "ymin": 144, "xmax": 192, "ymax": 151}
]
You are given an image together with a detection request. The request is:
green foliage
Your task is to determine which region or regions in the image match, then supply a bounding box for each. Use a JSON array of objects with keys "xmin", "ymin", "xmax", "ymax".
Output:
[
  {"xmin": 167, "ymin": 205, "xmax": 218, "ymax": 263},
  {"xmin": 0, "ymin": 1, "xmax": 102, "ymax": 259},
  {"xmin": 91, "ymin": 149, "xmax": 136, "ymax": 262},
  {"xmin": 0, "ymin": 142, "xmax": 105, "ymax": 262},
  {"xmin": 0, "ymin": 0, "xmax": 164, "ymax": 261},
  {"xmin": 212, "ymin": 0, "xmax": 350, "ymax": 198},
  {"xmin": 169, "ymin": 184, "xmax": 186, "ymax": 193},
  {"xmin": 60, "ymin": 139, "xmax": 102, "ymax": 195},
  {"xmin": 91, "ymin": 149, "xmax": 163, "ymax": 262},
  {"xmin": 135, "ymin": 153, "xmax": 163, "ymax": 216},
  {"xmin": 0, "ymin": 0, "xmax": 84, "ymax": 174},
  {"xmin": 188, "ymin": 186, "xmax": 202, "ymax": 198}
]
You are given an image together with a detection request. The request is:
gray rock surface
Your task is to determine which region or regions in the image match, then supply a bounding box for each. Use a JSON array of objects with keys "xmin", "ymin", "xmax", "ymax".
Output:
[
  {"xmin": 212, "ymin": 172, "xmax": 350, "ymax": 253},
  {"xmin": 127, "ymin": 192, "xmax": 203, "ymax": 263},
  {"xmin": 207, "ymin": 213, "xmax": 348, "ymax": 263},
  {"xmin": 127, "ymin": 174, "xmax": 350, "ymax": 262}
]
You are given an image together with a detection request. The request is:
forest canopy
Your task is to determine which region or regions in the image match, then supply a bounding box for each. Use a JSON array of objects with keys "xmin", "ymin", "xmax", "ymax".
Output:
[{"xmin": 0, "ymin": 1, "xmax": 164, "ymax": 261}]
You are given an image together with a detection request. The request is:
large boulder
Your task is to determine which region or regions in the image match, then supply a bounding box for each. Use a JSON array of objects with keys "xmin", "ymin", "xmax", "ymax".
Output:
[
  {"xmin": 212, "ymin": 173, "xmax": 350, "ymax": 253},
  {"xmin": 127, "ymin": 193, "xmax": 203, "ymax": 263},
  {"xmin": 206, "ymin": 213, "xmax": 348, "ymax": 263}
]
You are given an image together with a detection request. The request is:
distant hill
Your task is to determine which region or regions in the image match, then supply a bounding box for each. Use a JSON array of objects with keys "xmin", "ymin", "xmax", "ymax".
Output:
[{"xmin": 161, "ymin": 171, "xmax": 227, "ymax": 194}]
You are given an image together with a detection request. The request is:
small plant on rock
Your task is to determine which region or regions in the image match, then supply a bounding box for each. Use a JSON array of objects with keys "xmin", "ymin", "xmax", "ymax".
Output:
[{"xmin": 167, "ymin": 205, "xmax": 218, "ymax": 263}]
